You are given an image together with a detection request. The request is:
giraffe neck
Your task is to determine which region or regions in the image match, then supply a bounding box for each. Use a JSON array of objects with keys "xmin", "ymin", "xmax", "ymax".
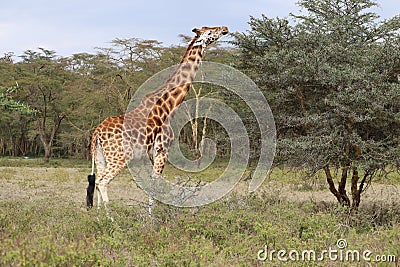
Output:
[
  {"xmin": 164, "ymin": 37, "xmax": 204, "ymax": 90},
  {"xmin": 159, "ymin": 39, "xmax": 204, "ymax": 115},
  {"xmin": 135, "ymin": 35, "xmax": 205, "ymax": 122}
]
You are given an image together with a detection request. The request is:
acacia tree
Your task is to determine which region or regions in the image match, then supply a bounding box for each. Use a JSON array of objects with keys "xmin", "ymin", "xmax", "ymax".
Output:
[
  {"xmin": 95, "ymin": 38, "xmax": 166, "ymax": 112},
  {"xmin": 0, "ymin": 86, "xmax": 36, "ymax": 156},
  {"xmin": 17, "ymin": 48, "xmax": 72, "ymax": 162},
  {"xmin": 234, "ymin": 0, "xmax": 400, "ymax": 211},
  {"xmin": 0, "ymin": 39, "xmax": 207, "ymax": 159}
]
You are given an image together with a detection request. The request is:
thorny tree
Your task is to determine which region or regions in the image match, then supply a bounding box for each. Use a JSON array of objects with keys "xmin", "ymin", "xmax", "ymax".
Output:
[{"xmin": 234, "ymin": 0, "xmax": 400, "ymax": 211}]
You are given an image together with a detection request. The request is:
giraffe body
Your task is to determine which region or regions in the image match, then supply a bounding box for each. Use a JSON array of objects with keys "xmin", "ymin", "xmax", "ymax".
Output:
[{"xmin": 86, "ymin": 26, "xmax": 229, "ymax": 216}]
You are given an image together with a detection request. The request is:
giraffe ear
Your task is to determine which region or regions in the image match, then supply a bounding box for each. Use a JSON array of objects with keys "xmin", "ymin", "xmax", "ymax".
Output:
[{"xmin": 192, "ymin": 28, "xmax": 200, "ymax": 36}]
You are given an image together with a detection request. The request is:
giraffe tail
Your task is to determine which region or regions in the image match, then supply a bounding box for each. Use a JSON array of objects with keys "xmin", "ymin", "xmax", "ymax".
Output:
[
  {"xmin": 86, "ymin": 173, "xmax": 96, "ymax": 209},
  {"xmin": 86, "ymin": 133, "xmax": 98, "ymax": 209}
]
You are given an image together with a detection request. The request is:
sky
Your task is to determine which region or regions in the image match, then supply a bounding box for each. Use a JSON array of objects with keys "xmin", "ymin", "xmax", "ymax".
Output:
[{"xmin": 1, "ymin": 0, "xmax": 399, "ymax": 58}]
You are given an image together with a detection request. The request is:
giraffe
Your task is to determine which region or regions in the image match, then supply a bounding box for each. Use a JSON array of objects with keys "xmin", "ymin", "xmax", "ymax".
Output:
[{"xmin": 86, "ymin": 26, "xmax": 229, "ymax": 216}]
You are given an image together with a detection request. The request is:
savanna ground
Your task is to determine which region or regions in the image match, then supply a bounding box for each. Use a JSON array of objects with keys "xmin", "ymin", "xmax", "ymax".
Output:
[{"xmin": 0, "ymin": 157, "xmax": 400, "ymax": 266}]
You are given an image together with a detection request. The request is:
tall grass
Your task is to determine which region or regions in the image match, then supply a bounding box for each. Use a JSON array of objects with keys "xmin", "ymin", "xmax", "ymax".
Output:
[{"xmin": 1, "ymin": 158, "xmax": 399, "ymax": 266}]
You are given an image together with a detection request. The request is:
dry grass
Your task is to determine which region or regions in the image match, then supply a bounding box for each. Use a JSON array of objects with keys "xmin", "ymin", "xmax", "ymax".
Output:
[{"xmin": 1, "ymin": 159, "xmax": 400, "ymax": 266}]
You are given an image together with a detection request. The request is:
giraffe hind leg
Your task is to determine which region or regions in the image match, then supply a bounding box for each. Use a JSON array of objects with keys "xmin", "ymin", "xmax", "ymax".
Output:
[
  {"xmin": 95, "ymin": 140, "xmax": 107, "ymax": 209},
  {"xmin": 97, "ymin": 186, "xmax": 103, "ymax": 209},
  {"xmin": 97, "ymin": 172, "xmax": 120, "ymax": 222},
  {"xmin": 96, "ymin": 155, "xmax": 124, "ymax": 221}
]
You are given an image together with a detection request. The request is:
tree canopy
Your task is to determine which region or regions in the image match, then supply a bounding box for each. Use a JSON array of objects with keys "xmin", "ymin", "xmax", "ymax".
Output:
[
  {"xmin": 0, "ymin": 38, "xmax": 234, "ymax": 160},
  {"xmin": 233, "ymin": 0, "xmax": 400, "ymax": 210}
]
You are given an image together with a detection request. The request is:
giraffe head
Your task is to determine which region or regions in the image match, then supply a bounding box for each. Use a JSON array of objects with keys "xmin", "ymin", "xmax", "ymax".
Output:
[{"xmin": 192, "ymin": 26, "xmax": 229, "ymax": 47}]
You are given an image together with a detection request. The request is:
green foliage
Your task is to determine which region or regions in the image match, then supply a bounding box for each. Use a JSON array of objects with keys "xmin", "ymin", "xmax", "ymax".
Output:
[
  {"xmin": 0, "ymin": 37, "xmax": 236, "ymax": 160},
  {"xmin": 234, "ymin": 0, "xmax": 400, "ymax": 167},
  {"xmin": 0, "ymin": 86, "xmax": 35, "ymax": 115},
  {"xmin": 233, "ymin": 0, "xmax": 400, "ymax": 208}
]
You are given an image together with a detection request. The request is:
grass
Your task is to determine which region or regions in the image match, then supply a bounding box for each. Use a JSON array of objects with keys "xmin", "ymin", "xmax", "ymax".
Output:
[
  {"xmin": 0, "ymin": 156, "xmax": 90, "ymax": 168},
  {"xmin": 1, "ymin": 157, "xmax": 400, "ymax": 266}
]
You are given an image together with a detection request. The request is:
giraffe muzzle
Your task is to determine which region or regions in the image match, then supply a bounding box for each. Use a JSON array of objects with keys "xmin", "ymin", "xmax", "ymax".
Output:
[{"xmin": 221, "ymin": 26, "xmax": 229, "ymax": 35}]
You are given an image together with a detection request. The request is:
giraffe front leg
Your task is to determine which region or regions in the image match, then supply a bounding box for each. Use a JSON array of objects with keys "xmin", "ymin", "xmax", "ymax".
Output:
[
  {"xmin": 151, "ymin": 147, "xmax": 167, "ymax": 178},
  {"xmin": 147, "ymin": 151, "xmax": 166, "ymax": 218},
  {"xmin": 147, "ymin": 144, "xmax": 168, "ymax": 217},
  {"xmin": 148, "ymin": 196, "xmax": 154, "ymax": 218}
]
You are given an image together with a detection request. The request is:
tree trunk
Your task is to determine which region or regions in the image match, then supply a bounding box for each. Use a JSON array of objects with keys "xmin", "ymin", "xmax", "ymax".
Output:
[
  {"xmin": 324, "ymin": 166, "xmax": 351, "ymax": 207},
  {"xmin": 338, "ymin": 166, "xmax": 351, "ymax": 206},
  {"xmin": 196, "ymin": 116, "xmax": 209, "ymax": 168},
  {"xmin": 350, "ymin": 168, "xmax": 360, "ymax": 211},
  {"xmin": 43, "ymin": 143, "xmax": 51, "ymax": 163},
  {"xmin": 324, "ymin": 166, "xmax": 347, "ymax": 205},
  {"xmin": 350, "ymin": 168, "xmax": 371, "ymax": 212},
  {"xmin": 36, "ymin": 114, "xmax": 64, "ymax": 163},
  {"xmin": 324, "ymin": 165, "xmax": 369, "ymax": 213}
]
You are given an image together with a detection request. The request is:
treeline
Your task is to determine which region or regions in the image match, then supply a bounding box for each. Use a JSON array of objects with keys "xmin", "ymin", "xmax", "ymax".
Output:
[{"xmin": 0, "ymin": 39, "xmax": 237, "ymax": 162}]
